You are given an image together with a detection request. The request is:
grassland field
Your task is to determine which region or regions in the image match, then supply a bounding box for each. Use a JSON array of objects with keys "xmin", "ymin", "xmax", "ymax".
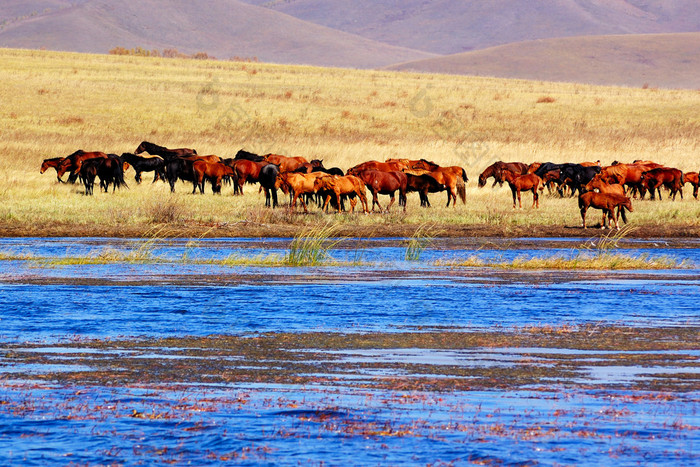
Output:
[{"xmin": 1, "ymin": 47, "xmax": 699, "ymax": 238}]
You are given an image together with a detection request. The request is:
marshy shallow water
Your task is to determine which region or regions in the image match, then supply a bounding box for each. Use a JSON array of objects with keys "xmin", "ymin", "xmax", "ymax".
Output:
[{"xmin": 0, "ymin": 237, "xmax": 697, "ymax": 465}]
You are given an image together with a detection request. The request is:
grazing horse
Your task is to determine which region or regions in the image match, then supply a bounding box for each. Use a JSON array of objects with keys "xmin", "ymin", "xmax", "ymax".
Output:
[
  {"xmin": 120, "ymin": 152, "xmax": 165, "ymax": 184},
  {"xmin": 313, "ymin": 175, "xmax": 369, "ymax": 213},
  {"xmin": 579, "ymin": 192, "xmax": 633, "ymax": 230},
  {"xmin": 57, "ymin": 150, "xmax": 109, "ymax": 184},
  {"xmin": 164, "ymin": 157, "xmax": 197, "ymax": 193},
  {"xmin": 478, "ymin": 161, "xmax": 528, "ymax": 187},
  {"xmin": 276, "ymin": 172, "xmax": 325, "ymax": 212},
  {"xmin": 640, "ymin": 168, "xmax": 684, "ymax": 201},
  {"xmin": 355, "ymin": 169, "xmax": 407, "ymax": 212},
  {"xmin": 405, "ymin": 173, "xmax": 445, "ymax": 207},
  {"xmin": 683, "ymin": 172, "xmax": 699, "ymax": 199},
  {"xmin": 264, "ymin": 154, "xmax": 309, "ymax": 173},
  {"xmin": 135, "ymin": 141, "xmax": 197, "ymax": 160},
  {"xmin": 501, "ymin": 171, "xmax": 542, "ymax": 209},
  {"xmin": 534, "ymin": 163, "xmax": 600, "ymax": 196},
  {"xmin": 40, "ymin": 157, "xmax": 66, "ymax": 183},
  {"xmin": 584, "ymin": 175, "xmax": 626, "ymax": 196},
  {"xmin": 192, "ymin": 160, "xmax": 235, "ymax": 194},
  {"xmin": 79, "ymin": 155, "xmax": 127, "ymax": 195}
]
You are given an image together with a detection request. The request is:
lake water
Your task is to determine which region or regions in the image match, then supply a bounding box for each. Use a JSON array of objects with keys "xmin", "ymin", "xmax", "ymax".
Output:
[{"xmin": 0, "ymin": 237, "xmax": 697, "ymax": 465}]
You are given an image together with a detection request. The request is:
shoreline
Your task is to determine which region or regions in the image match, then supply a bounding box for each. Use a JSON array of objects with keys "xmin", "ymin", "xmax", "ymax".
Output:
[{"xmin": 1, "ymin": 221, "xmax": 698, "ymax": 239}]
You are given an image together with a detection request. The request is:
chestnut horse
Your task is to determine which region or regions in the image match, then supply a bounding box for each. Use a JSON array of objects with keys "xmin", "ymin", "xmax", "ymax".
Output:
[
  {"xmin": 478, "ymin": 161, "xmax": 528, "ymax": 187},
  {"xmin": 313, "ymin": 175, "xmax": 369, "ymax": 213},
  {"xmin": 355, "ymin": 169, "xmax": 407, "ymax": 212},
  {"xmin": 640, "ymin": 168, "xmax": 684, "ymax": 201},
  {"xmin": 347, "ymin": 160, "xmax": 408, "ymax": 176},
  {"xmin": 406, "ymin": 173, "xmax": 445, "ymax": 207},
  {"xmin": 264, "ymin": 154, "xmax": 309, "ymax": 173},
  {"xmin": 683, "ymin": 172, "xmax": 699, "ymax": 199},
  {"xmin": 40, "ymin": 157, "xmax": 66, "ymax": 183},
  {"xmin": 584, "ymin": 174, "xmax": 626, "ymax": 196},
  {"xmin": 501, "ymin": 171, "xmax": 542, "ymax": 208},
  {"xmin": 192, "ymin": 160, "xmax": 235, "ymax": 194},
  {"xmin": 229, "ymin": 159, "xmax": 268, "ymax": 195},
  {"xmin": 579, "ymin": 192, "xmax": 633, "ymax": 230},
  {"xmin": 276, "ymin": 172, "xmax": 325, "ymax": 212},
  {"xmin": 397, "ymin": 159, "xmax": 467, "ymax": 207}
]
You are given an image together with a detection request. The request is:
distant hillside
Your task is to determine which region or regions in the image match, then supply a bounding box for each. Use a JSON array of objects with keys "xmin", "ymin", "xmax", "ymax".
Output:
[
  {"xmin": 387, "ymin": 32, "xmax": 700, "ymax": 89},
  {"xmin": 241, "ymin": 0, "xmax": 700, "ymax": 54},
  {"xmin": 0, "ymin": 0, "xmax": 435, "ymax": 68}
]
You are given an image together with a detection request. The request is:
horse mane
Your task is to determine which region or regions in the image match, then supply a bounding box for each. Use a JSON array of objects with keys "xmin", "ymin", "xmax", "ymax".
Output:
[{"xmin": 235, "ymin": 150, "xmax": 265, "ymax": 162}]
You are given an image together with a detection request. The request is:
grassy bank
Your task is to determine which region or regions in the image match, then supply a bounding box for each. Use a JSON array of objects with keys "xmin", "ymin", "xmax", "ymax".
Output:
[{"xmin": 1, "ymin": 48, "xmax": 699, "ymax": 237}]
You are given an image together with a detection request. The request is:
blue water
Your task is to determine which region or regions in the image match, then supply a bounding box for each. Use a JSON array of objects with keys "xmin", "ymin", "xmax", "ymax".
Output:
[{"xmin": 0, "ymin": 237, "xmax": 698, "ymax": 465}]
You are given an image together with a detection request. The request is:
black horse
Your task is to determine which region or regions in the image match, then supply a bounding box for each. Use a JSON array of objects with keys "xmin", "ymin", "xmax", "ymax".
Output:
[
  {"xmin": 234, "ymin": 149, "xmax": 265, "ymax": 162},
  {"xmin": 135, "ymin": 141, "xmax": 197, "ymax": 160},
  {"xmin": 535, "ymin": 163, "xmax": 601, "ymax": 196},
  {"xmin": 121, "ymin": 153, "xmax": 165, "ymax": 184},
  {"xmin": 164, "ymin": 157, "xmax": 197, "ymax": 193},
  {"xmin": 79, "ymin": 155, "xmax": 128, "ymax": 195},
  {"xmin": 259, "ymin": 163, "xmax": 280, "ymax": 208}
]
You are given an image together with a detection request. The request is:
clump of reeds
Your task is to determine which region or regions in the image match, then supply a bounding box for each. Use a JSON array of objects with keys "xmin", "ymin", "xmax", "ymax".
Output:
[
  {"xmin": 404, "ymin": 224, "xmax": 433, "ymax": 261},
  {"xmin": 285, "ymin": 224, "xmax": 340, "ymax": 266},
  {"xmin": 454, "ymin": 252, "xmax": 681, "ymax": 270}
]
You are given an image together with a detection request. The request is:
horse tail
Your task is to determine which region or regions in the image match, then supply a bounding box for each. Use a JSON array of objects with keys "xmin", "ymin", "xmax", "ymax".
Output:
[
  {"xmin": 457, "ymin": 178, "xmax": 466, "ymax": 204},
  {"xmin": 462, "ymin": 168, "xmax": 468, "ymax": 183}
]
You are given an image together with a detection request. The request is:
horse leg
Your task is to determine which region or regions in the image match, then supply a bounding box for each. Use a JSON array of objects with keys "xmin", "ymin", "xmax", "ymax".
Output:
[
  {"xmin": 601, "ymin": 210, "xmax": 607, "ymax": 229},
  {"xmin": 272, "ymin": 188, "xmax": 278, "ymax": 208},
  {"xmin": 336, "ymin": 193, "xmax": 344, "ymax": 213},
  {"xmin": 322, "ymin": 195, "xmax": 332, "ymax": 213},
  {"xmin": 517, "ymin": 189, "xmax": 523, "ymax": 209},
  {"xmin": 386, "ymin": 193, "xmax": 395, "ymax": 212},
  {"xmin": 580, "ymin": 206, "xmax": 587, "ymax": 229},
  {"xmin": 533, "ymin": 188, "xmax": 538, "ymax": 209},
  {"xmin": 511, "ymin": 187, "xmax": 517, "ymax": 209}
]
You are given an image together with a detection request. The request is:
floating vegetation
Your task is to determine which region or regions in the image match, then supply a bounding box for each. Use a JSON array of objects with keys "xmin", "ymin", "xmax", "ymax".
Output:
[{"xmin": 451, "ymin": 251, "xmax": 684, "ymax": 270}]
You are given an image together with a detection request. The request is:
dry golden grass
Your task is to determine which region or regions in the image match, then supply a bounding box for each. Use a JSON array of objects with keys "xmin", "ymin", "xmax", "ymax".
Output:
[{"xmin": 1, "ymin": 48, "xmax": 699, "ymax": 235}]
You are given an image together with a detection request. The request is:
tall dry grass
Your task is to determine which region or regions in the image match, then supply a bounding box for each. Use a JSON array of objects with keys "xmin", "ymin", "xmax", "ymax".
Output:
[{"xmin": 1, "ymin": 48, "xmax": 699, "ymax": 233}]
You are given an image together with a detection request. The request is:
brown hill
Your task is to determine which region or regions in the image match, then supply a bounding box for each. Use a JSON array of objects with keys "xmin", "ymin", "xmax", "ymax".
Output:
[
  {"xmin": 0, "ymin": 0, "xmax": 435, "ymax": 68},
  {"xmin": 241, "ymin": 0, "xmax": 700, "ymax": 55},
  {"xmin": 387, "ymin": 32, "xmax": 700, "ymax": 89}
]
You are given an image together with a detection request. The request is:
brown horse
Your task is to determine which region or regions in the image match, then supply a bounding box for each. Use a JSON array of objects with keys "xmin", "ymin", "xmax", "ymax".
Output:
[
  {"xmin": 501, "ymin": 172, "xmax": 542, "ymax": 209},
  {"xmin": 275, "ymin": 172, "xmax": 325, "ymax": 212},
  {"xmin": 347, "ymin": 160, "xmax": 408, "ymax": 176},
  {"xmin": 640, "ymin": 167, "xmax": 684, "ymax": 200},
  {"xmin": 398, "ymin": 159, "xmax": 467, "ymax": 207},
  {"xmin": 40, "ymin": 157, "xmax": 66, "ymax": 183},
  {"xmin": 584, "ymin": 174, "xmax": 626, "ymax": 196},
  {"xmin": 264, "ymin": 154, "xmax": 309, "ymax": 173},
  {"xmin": 193, "ymin": 160, "xmax": 235, "ymax": 194},
  {"xmin": 313, "ymin": 175, "xmax": 369, "ymax": 213},
  {"xmin": 478, "ymin": 161, "xmax": 528, "ymax": 187},
  {"xmin": 229, "ymin": 159, "xmax": 268, "ymax": 194},
  {"xmin": 579, "ymin": 192, "xmax": 633, "ymax": 230},
  {"xmin": 355, "ymin": 169, "xmax": 407, "ymax": 212},
  {"xmin": 683, "ymin": 172, "xmax": 699, "ymax": 199},
  {"xmin": 405, "ymin": 173, "xmax": 445, "ymax": 207},
  {"xmin": 57, "ymin": 150, "xmax": 109, "ymax": 183}
]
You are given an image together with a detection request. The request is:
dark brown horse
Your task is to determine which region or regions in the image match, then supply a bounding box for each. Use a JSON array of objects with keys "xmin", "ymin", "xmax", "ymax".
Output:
[
  {"xmin": 405, "ymin": 173, "xmax": 445, "ymax": 207},
  {"xmin": 135, "ymin": 141, "xmax": 197, "ymax": 160},
  {"xmin": 396, "ymin": 159, "xmax": 467, "ymax": 207},
  {"xmin": 478, "ymin": 162, "xmax": 528, "ymax": 188},
  {"xmin": 229, "ymin": 159, "xmax": 268, "ymax": 195},
  {"xmin": 579, "ymin": 192, "xmax": 633, "ymax": 230},
  {"xmin": 57, "ymin": 150, "xmax": 109, "ymax": 183},
  {"xmin": 355, "ymin": 169, "xmax": 407, "ymax": 212},
  {"xmin": 40, "ymin": 157, "xmax": 66, "ymax": 183}
]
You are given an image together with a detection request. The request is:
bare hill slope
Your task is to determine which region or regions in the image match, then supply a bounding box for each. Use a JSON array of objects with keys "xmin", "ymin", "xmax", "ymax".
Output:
[
  {"xmin": 387, "ymin": 32, "xmax": 700, "ymax": 89},
  {"xmin": 0, "ymin": 0, "xmax": 435, "ymax": 68},
  {"xmin": 242, "ymin": 0, "xmax": 700, "ymax": 54}
]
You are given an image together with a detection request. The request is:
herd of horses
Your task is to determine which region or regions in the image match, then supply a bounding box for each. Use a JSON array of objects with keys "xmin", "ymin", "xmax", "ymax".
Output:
[{"xmin": 40, "ymin": 142, "xmax": 698, "ymax": 229}]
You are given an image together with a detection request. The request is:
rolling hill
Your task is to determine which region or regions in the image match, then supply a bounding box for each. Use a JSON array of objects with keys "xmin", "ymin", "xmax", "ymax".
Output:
[
  {"xmin": 0, "ymin": 0, "xmax": 435, "ymax": 68},
  {"xmin": 387, "ymin": 32, "xmax": 700, "ymax": 89},
  {"xmin": 241, "ymin": 0, "xmax": 700, "ymax": 54}
]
